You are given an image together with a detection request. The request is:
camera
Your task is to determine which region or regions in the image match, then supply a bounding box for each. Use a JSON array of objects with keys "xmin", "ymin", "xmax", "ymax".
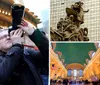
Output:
[{"xmin": 9, "ymin": 4, "xmax": 25, "ymax": 34}]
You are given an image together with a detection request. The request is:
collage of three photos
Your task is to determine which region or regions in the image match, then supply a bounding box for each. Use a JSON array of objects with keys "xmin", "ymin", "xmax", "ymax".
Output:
[{"xmin": 0, "ymin": 0, "xmax": 100, "ymax": 85}]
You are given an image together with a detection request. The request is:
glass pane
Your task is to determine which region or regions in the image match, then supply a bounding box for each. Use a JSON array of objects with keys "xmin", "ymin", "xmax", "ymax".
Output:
[
  {"xmin": 68, "ymin": 69, "xmax": 71, "ymax": 77},
  {"xmin": 74, "ymin": 69, "xmax": 77, "ymax": 77}
]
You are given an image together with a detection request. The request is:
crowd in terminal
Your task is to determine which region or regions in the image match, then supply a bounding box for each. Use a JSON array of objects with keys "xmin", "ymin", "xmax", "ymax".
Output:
[{"xmin": 50, "ymin": 79, "xmax": 100, "ymax": 85}]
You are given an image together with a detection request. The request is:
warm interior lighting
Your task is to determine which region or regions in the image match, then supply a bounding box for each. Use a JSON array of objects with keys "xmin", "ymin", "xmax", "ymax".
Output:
[
  {"xmin": 8, "ymin": 13, "xmax": 11, "ymax": 15},
  {"xmin": 2, "ymin": 11, "xmax": 4, "ymax": 14},
  {"xmin": 50, "ymin": 48, "xmax": 67, "ymax": 79},
  {"xmin": 0, "ymin": 10, "xmax": 1, "ymax": 13},
  {"xmin": 5, "ymin": 12, "xmax": 8, "ymax": 15},
  {"xmin": 83, "ymin": 48, "xmax": 100, "ymax": 80}
]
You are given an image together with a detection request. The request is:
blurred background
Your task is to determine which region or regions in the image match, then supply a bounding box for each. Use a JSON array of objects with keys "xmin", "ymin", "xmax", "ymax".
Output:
[{"xmin": 0, "ymin": 0, "xmax": 49, "ymax": 47}]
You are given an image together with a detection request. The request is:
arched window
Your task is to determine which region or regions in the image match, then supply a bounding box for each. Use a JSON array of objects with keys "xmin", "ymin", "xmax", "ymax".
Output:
[
  {"xmin": 79, "ymin": 69, "xmax": 83, "ymax": 77},
  {"xmin": 68, "ymin": 69, "xmax": 72, "ymax": 77},
  {"xmin": 88, "ymin": 51, "xmax": 95, "ymax": 59},
  {"xmin": 51, "ymin": 43, "xmax": 56, "ymax": 50},
  {"xmin": 73, "ymin": 69, "xmax": 77, "ymax": 77},
  {"xmin": 98, "ymin": 42, "xmax": 100, "ymax": 48},
  {"xmin": 91, "ymin": 52, "xmax": 95, "ymax": 58},
  {"xmin": 94, "ymin": 43, "xmax": 99, "ymax": 49}
]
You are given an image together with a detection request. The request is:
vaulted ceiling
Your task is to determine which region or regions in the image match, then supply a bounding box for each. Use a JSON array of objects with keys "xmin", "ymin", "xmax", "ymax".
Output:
[{"xmin": 54, "ymin": 43, "xmax": 96, "ymax": 65}]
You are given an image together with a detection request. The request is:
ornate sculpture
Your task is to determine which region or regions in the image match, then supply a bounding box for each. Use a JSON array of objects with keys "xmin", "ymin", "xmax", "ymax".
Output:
[{"xmin": 51, "ymin": 1, "xmax": 89, "ymax": 41}]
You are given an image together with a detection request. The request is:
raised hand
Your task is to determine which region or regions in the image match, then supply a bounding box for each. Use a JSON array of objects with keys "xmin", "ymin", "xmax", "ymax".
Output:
[
  {"xmin": 10, "ymin": 29, "xmax": 23, "ymax": 45},
  {"xmin": 18, "ymin": 19, "xmax": 35, "ymax": 35}
]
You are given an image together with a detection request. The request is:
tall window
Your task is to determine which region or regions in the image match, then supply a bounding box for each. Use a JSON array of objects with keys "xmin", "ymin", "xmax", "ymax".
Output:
[
  {"xmin": 68, "ymin": 69, "xmax": 72, "ymax": 77},
  {"xmin": 79, "ymin": 69, "xmax": 83, "ymax": 77},
  {"xmin": 92, "ymin": 52, "xmax": 95, "ymax": 58},
  {"xmin": 73, "ymin": 69, "xmax": 77, "ymax": 77}
]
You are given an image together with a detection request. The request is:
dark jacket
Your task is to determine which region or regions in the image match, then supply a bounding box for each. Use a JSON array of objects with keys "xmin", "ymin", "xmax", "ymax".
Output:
[{"xmin": 0, "ymin": 29, "xmax": 49, "ymax": 85}]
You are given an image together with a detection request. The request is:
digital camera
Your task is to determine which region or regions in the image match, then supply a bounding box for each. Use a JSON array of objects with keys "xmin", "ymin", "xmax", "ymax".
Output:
[{"xmin": 9, "ymin": 4, "xmax": 25, "ymax": 33}]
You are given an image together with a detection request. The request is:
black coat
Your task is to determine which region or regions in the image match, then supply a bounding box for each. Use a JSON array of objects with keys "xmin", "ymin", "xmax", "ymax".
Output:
[{"xmin": 0, "ymin": 29, "xmax": 49, "ymax": 85}]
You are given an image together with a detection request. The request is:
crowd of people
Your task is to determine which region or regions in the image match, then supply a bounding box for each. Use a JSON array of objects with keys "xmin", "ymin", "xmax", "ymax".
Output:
[{"xmin": 50, "ymin": 79, "xmax": 100, "ymax": 85}]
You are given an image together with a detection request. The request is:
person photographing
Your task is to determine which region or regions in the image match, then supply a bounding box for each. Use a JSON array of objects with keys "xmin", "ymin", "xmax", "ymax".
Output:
[{"xmin": 0, "ymin": 19, "xmax": 49, "ymax": 85}]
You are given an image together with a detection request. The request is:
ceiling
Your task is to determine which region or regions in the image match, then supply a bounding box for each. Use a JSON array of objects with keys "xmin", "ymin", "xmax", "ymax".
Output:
[{"xmin": 54, "ymin": 43, "xmax": 96, "ymax": 65}]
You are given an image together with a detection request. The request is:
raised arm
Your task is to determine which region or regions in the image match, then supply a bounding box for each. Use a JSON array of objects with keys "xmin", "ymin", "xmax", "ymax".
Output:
[{"xmin": 18, "ymin": 20, "xmax": 49, "ymax": 62}]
